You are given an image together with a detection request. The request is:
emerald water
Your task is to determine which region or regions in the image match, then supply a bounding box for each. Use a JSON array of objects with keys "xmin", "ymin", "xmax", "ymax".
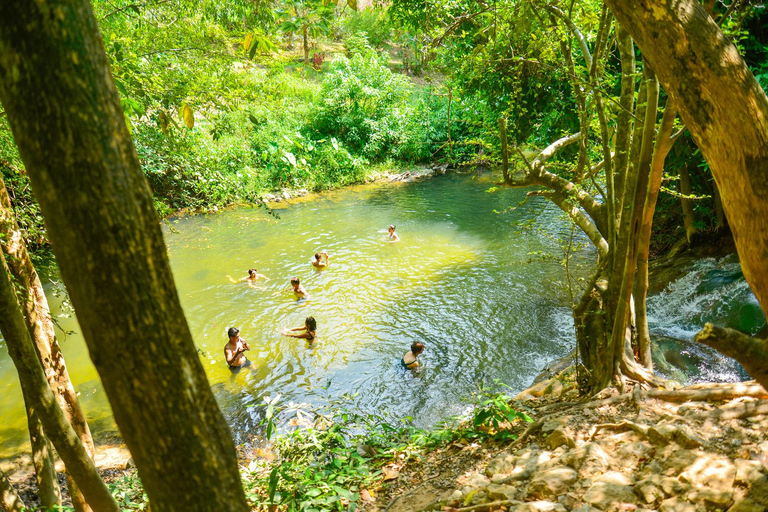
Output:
[
  {"xmin": 1, "ymin": 173, "xmax": 583, "ymax": 456},
  {"xmin": 2, "ymin": 173, "xmax": 761, "ymax": 458}
]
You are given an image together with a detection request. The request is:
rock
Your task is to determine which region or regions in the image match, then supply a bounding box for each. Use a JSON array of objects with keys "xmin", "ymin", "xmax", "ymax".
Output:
[
  {"xmin": 486, "ymin": 483, "xmax": 518, "ymax": 501},
  {"xmin": 727, "ymin": 499, "xmax": 766, "ymax": 512},
  {"xmin": 635, "ymin": 476, "xmax": 665, "ymax": 505},
  {"xmin": 616, "ymin": 442, "xmax": 655, "ymax": 470},
  {"xmin": 525, "ymin": 467, "xmax": 578, "ymax": 500},
  {"xmin": 687, "ymin": 487, "xmax": 733, "ymax": 508},
  {"xmin": 679, "ymin": 453, "xmax": 736, "ymax": 491},
  {"xmin": 546, "ymin": 428, "xmax": 576, "ymax": 450},
  {"xmin": 648, "ymin": 425, "xmax": 705, "ymax": 448},
  {"xmin": 513, "ymin": 501, "xmax": 568, "ymax": 512},
  {"xmin": 564, "ymin": 442, "xmax": 613, "ymax": 477},
  {"xmin": 660, "ymin": 477, "xmax": 691, "ymax": 497},
  {"xmin": 461, "ymin": 471, "xmax": 490, "ymax": 490},
  {"xmin": 486, "ymin": 452, "xmax": 516, "ymax": 477},
  {"xmin": 571, "ymin": 506, "xmax": 601, "ymax": 512},
  {"xmin": 542, "ymin": 418, "xmax": 567, "ymax": 435},
  {"xmin": 659, "ymin": 449, "xmax": 698, "ymax": 476},
  {"xmin": 544, "ymin": 379, "xmax": 564, "ymax": 397},
  {"xmin": 660, "ymin": 497, "xmax": 697, "ymax": 512},
  {"xmin": 583, "ymin": 471, "xmax": 637, "ymax": 510},
  {"xmin": 449, "ymin": 489, "xmax": 462, "ymax": 502},
  {"xmin": 734, "ymin": 459, "xmax": 765, "ymax": 486}
]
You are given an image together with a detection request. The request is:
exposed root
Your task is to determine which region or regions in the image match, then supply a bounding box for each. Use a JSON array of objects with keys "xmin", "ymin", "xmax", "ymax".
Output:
[
  {"xmin": 688, "ymin": 399, "xmax": 768, "ymax": 420},
  {"xmin": 450, "ymin": 499, "xmax": 522, "ymax": 512},
  {"xmin": 589, "ymin": 420, "xmax": 649, "ymax": 441},
  {"xmin": 643, "ymin": 382, "xmax": 768, "ymax": 403}
]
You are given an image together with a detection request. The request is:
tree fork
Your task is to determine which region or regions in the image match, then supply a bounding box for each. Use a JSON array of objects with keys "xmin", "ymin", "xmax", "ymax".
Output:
[{"xmin": 0, "ymin": 1, "xmax": 249, "ymax": 510}]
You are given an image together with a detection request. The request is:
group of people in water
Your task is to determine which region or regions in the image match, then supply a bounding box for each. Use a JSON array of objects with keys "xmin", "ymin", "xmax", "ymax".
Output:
[{"xmin": 223, "ymin": 225, "xmax": 419, "ymax": 373}]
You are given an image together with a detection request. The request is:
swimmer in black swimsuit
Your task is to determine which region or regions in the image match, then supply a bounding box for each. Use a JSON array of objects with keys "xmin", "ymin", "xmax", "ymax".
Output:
[
  {"xmin": 281, "ymin": 316, "xmax": 317, "ymax": 342},
  {"xmin": 401, "ymin": 342, "xmax": 424, "ymax": 369}
]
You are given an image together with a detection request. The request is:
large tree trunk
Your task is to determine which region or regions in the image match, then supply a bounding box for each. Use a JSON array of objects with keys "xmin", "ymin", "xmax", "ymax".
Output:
[
  {"xmin": 0, "ymin": 1, "xmax": 249, "ymax": 511},
  {"xmin": 22, "ymin": 385, "xmax": 61, "ymax": 510},
  {"xmin": 0, "ymin": 175, "xmax": 93, "ymax": 512},
  {"xmin": 0, "ymin": 250, "xmax": 119, "ymax": 512},
  {"xmin": 605, "ymin": 0, "xmax": 768, "ymax": 322}
]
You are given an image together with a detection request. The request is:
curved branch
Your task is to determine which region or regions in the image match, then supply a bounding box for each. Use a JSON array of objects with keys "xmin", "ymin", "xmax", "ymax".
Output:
[
  {"xmin": 545, "ymin": 4, "xmax": 592, "ymax": 70},
  {"xmin": 695, "ymin": 323, "xmax": 768, "ymax": 391}
]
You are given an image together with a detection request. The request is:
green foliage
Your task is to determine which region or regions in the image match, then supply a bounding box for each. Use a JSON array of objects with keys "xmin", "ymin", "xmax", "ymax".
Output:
[{"xmin": 342, "ymin": 9, "xmax": 393, "ymax": 49}]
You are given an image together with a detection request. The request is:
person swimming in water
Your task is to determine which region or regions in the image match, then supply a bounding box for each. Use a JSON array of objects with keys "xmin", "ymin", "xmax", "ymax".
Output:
[
  {"xmin": 281, "ymin": 316, "xmax": 317, "ymax": 342},
  {"xmin": 224, "ymin": 327, "xmax": 252, "ymax": 373},
  {"xmin": 311, "ymin": 252, "xmax": 329, "ymax": 268},
  {"xmin": 401, "ymin": 341, "xmax": 424, "ymax": 370},
  {"xmin": 387, "ymin": 224, "xmax": 400, "ymax": 243},
  {"xmin": 227, "ymin": 268, "xmax": 269, "ymax": 288},
  {"xmin": 273, "ymin": 276, "xmax": 309, "ymax": 299}
]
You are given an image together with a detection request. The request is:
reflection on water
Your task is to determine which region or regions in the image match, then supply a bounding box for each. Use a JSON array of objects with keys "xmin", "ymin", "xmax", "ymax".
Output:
[{"xmin": 1, "ymin": 174, "xmax": 584, "ymax": 455}]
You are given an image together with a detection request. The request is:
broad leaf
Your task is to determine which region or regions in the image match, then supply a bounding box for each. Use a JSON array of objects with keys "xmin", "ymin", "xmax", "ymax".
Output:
[{"xmin": 182, "ymin": 104, "xmax": 194, "ymax": 129}]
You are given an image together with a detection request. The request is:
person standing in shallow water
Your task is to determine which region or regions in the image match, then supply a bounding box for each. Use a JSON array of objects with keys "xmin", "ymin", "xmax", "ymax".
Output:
[
  {"xmin": 387, "ymin": 224, "xmax": 400, "ymax": 242},
  {"xmin": 224, "ymin": 327, "xmax": 251, "ymax": 373},
  {"xmin": 281, "ymin": 316, "xmax": 317, "ymax": 342},
  {"xmin": 311, "ymin": 252, "xmax": 329, "ymax": 269},
  {"xmin": 402, "ymin": 342, "xmax": 424, "ymax": 370}
]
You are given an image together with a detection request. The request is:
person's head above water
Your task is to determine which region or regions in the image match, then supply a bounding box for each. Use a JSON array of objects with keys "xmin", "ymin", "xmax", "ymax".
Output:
[
  {"xmin": 305, "ymin": 316, "xmax": 317, "ymax": 331},
  {"xmin": 388, "ymin": 224, "xmax": 396, "ymax": 232},
  {"xmin": 411, "ymin": 341, "xmax": 424, "ymax": 355},
  {"xmin": 248, "ymin": 268, "xmax": 257, "ymax": 277},
  {"xmin": 314, "ymin": 253, "xmax": 322, "ymax": 261},
  {"xmin": 228, "ymin": 327, "xmax": 240, "ymax": 339},
  {"xmin": 290, "ymin": 277, "xmax": 300, "ymax": 286}
]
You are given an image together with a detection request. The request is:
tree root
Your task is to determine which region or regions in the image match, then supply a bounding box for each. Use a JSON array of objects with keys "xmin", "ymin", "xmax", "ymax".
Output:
[
  {"xmin": 642, "ymin": 382, "xmax": 768, "ymax": 403},
  {"xmin": 450, "ymin": 499, "xmax": 522, "ymax": 512},
  {"xmin": 695, "ymin": 323, "xmax": 768, "ymax": 391},
  {"xmin": 589, "ymin": 420, "xmax": 649, "ymax": 441},
  {"xmin": 689, "ymin": 399, "xmax": 768, "ymax": 421}
]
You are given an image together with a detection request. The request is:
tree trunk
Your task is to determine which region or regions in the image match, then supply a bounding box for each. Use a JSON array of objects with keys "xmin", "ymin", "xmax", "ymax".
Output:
[
  {"xmin": 695, "ymin": 324, "xmax": 768, "ymax": 391},
  {"xmin": 22, "ymin": 384, "xmax": 61, "ymax": 510},
  {"xmin": 712, "ymin": 179, "xmax": 726, "ymax": 231},
  {"xmin": 0, "ymin": 2, "xmax": 249, "ymax": 511},
  {"xmin": 0, "ymin": 174, "xmax": 93, "ymax": 512},
  {"xmin": 0, "ymin": 467, "xmax": 24, "ymax": 512},
  {"xmin": 634, "ymin": 101, "xmax": 679, "ymax": 371},
  {"xmin": 0, "ymin": 251, "xmax": 119, "ymax": 512},
  {"xmin": 303, "ymin": 24, "xmax": 309, "ymax": 65},
  {"xmin": 605, "ymin": 0, "xmax": 768, "ymax": 321},
  {"xmin": 678, "ymin": 164, "xmax": 699, "ymax": 243},
  {"xmin": 499, "ymin": 117, "xmax": 510, "ymax": 185}
]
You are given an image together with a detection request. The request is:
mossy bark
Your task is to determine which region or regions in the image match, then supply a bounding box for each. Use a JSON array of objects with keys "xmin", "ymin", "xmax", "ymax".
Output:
[{"xmin": 0, "ymin": 1, "xmax": 249, "ymax": 510}]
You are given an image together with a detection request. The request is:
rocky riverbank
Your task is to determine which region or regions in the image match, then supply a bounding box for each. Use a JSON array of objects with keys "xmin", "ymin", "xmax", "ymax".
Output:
[{"xmin": 376, "ymin": 374, "xmax": 768, "ymax": 512}]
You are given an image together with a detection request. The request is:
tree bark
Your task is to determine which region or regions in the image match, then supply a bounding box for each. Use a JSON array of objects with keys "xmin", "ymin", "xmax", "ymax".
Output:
[
  {"xmin": 499, "ymin": 117, "xmax": 510, "ymax": 185},
  {"xmin": 0, "ymin": 174, "xmax": 93, "ymax": 512},
  {"xmin": 695, "ymin": 324, "xmax": 768, "ymax": 391},
  {"xmin": 604, "ymin": 0, "xmax": 768, "ymax": 321},
  {"xmin": 0, "ymin": 249, "xmax": 119, "ymax": 511},
  {"xmin": 0, "ymin": 1, "xmax": 249, "ymax": 510},
  {"xmin": 22, "ymin": 384, "xmax": 61, "ymax": 510},
  {"xmin": 0, "ymin": 467, "xmax": 24, "ymax": 512},
  {"xmin": 303, "ymin": 24, "xmax": 309, "ymax": 65}
]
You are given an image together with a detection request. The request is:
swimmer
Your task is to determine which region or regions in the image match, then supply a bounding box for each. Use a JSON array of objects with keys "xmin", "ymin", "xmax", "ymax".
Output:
[
  {"xmin": 224, "ymin": 327, "xmax": 252, "ymax": 372},
  {"xmin": 401, "ymin": 342, "xmax": 424, "ymax": 370},
  {"xmin": 281, "ymin": 316, "xmax": 317, "ymax": 342},
  {"xmin": 273, "ymin": 276, "xmax": 309, "ymax": 299},
  {"xmin": 227, "ymin": 268, "xmax": 269, "ymax": 288},
  {"xmin": 387, "ymin": 224, "xmax": 400, "ymax": 243},
  {"xmin": 311, "ymin": 251, "xmax": 329, "ymax": 268}
]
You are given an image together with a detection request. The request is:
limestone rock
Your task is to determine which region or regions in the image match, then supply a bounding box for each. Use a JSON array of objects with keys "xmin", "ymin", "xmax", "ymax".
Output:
[
  {"xmin": 525, "ymin": 467, "xmax": 578, "ymax": 500},
  {"xmin": 648, "ymin": 425, "xmax": 705, "ymax": 448},
  {"xmin": 546, "ymin": 428, "xmax": 576, "ymax": 450},
  {"xmin": 564, "ymin": 442, "xmax": 613, "ymax": 477},
  {"xmin": 659, "ymin": 449, "xmax": 698, "ymax": 477},
  {"xmin": 486, "ymin": 452, "xmax": 517, "ymax": 477},
  {"xmin": 660, "ymin": 477, "xmax": 692, "ymax": 497},
  {"xmin": 582, "ymin": 471, "xmax": 637, "ymax": 510},
  {"xmin": 734, "ymin": 459, "xmax": 766, "ymax": 486},
  {"xmin": 460, "ymin": 471, "xmax": 490, "ymax": 490},
  {"xmin": 727, "ymin": 498, "xmax": 766, "ymax": 512},
  {"xmin": 635, "ymin": 476, "xmax": 665, "ymax": 505},
  {"xmin": 679, "ymin": 454, "xmax": 736, "ymax": 491},
  {"xmin": 513, "ymin": 500, "xmax": 568, "ymax": 512},
  {"xmin": 660, "ymin": 497, "xmax": 697, "ymax": 512},
  {"xmin": 687, "ymin": 487, "xmax": 733, "ymax": 508},
  {"xmin": 486, "ymin": 483, "xmax": 518, "ymax": 501},
  {"xmin": 616, "ymin": 442, "xmax": 655, "ymax": 470}
]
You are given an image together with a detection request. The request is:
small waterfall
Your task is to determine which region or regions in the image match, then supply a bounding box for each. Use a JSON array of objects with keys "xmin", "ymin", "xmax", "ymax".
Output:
[{"xmin": 647, "ymin": 253, "xmax": 766, "ymax": 383}]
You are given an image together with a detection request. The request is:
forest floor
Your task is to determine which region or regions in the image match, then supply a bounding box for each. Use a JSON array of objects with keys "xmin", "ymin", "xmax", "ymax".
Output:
[{"xmin": 372, "ymin": 373, "xmax": 768, "ymax": 512}]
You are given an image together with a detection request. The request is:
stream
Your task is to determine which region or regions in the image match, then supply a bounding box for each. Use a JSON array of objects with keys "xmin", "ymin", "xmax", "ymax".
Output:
[{"xmin": 0, "ymin": 173, "xmax": 764, "ymax": 457}]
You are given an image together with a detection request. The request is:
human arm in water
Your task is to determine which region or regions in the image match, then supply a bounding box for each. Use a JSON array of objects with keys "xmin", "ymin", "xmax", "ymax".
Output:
[
  {"xmin": 225, "ymin": 341, "xmax": 250, "ymax": 366},
  {"xmin": 280, "ymin": 326, "xmax": 316, "ymax": 340}
]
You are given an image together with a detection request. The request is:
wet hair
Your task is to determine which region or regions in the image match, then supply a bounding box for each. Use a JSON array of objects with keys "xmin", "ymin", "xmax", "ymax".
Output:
[
  {"xmin": 314, "ymin": 253, "xmax": 322, "ymax": 260},
  {"xmin": 305, "ymin": 316, "xmax": 317, "ymax": 331},
  {"xmin": 228, "ymin": 327, "xmax": 240, "ymax": 339},
  {"xmin": 248, "ymin": 268, "xmax": 257, "ymax": 276},
  {"xmin": 389, "ymin": 224, "xmax": 396, "ymax": 231},
  {"xmin": 411, "ymin": 342, "xmax": 424, "ymax": 355},
  {"xmin": 290, "ymin": 277, "xmax": 300, "ymax": 285}
]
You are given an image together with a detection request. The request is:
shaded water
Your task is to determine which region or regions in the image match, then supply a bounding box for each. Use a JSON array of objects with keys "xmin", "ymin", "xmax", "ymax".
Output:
[{"xmin": 0, "ymin": 174, "xmax": 581, "ymax": 456}]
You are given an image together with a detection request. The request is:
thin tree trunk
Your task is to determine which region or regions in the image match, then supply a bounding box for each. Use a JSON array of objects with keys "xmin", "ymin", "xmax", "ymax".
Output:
[
  {"xmin": 0, "ymin": 174, "xmax": 94, "ymax": 512},
  {"xmin": 499, "ymin": 117, "xmax": 510, "ymax": 185},
  {"xmin": 679, "ymin": 164, "xmax": 699, "ymax": 243},
  {"xmin": 22, "ymin": 385, "xmax": 61, "ymax": 509},
  {"xmin": 634, "ymin": 101, "xmax": 679, "ymax": 370},
  {"xmin": 712, "ymin": 179, "xmax": 726, "ymax": 231},
  {"xmin": 0, "ymin": 467, "xmax": 24, "ymax": 512},
  {"xmin": 0, "ymin": 251, "xmax": 120, "ymax": 512},
  {"xmin": 303, "ymin": 24, "xmax": 309, "ymax": 64},
  {"xmin": 613, "ymin": 25, "xmax": 636, "ymax": 200},
  {"xmin": 0, "ymin": 2, "xmax": 249, "ymax": 510}
]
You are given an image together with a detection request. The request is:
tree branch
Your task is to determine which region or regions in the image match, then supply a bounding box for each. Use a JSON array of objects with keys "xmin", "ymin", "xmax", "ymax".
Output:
[{"xmin": 695, "ymin": 323, "xmax": 768, "ymax": 391}]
